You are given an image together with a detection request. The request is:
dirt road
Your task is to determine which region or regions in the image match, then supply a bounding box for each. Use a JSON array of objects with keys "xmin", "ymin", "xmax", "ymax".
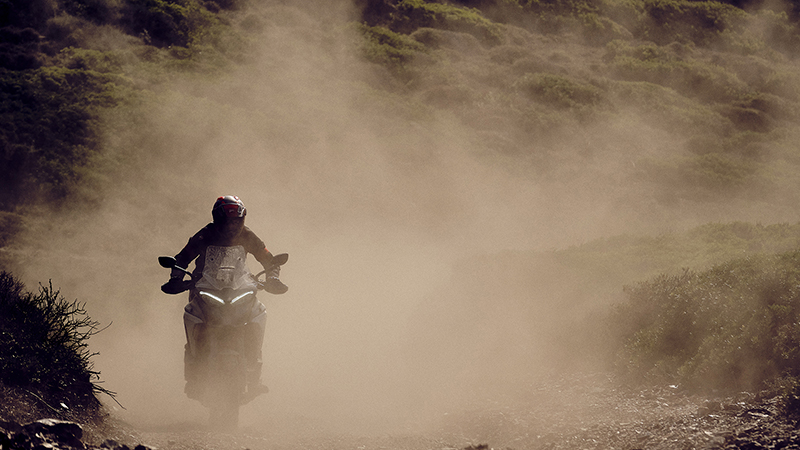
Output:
[{"xmin": 118, "ymin": 373, "xmax": 798, "ymax": 450}]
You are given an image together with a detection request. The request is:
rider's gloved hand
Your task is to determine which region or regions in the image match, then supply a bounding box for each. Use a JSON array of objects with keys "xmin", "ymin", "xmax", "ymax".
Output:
[
  {"xmin": 262, "ymin": 265, "xmax": 288, "ymax": 294},
  {"xmin": 264, "ymin": 277, "xmax": 288, "ymax": 294},
  {"xmin": 161, "ymin": 278, "xmax": 189, "ymax": 295}
]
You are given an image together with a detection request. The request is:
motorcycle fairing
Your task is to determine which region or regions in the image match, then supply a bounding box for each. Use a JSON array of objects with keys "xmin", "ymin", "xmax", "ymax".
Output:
[{"xmin": 195, "ymin": 245, "xmax": 257, "ymax": 291}]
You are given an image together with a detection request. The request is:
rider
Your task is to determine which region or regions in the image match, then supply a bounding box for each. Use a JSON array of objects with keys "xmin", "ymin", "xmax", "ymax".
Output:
[{"xmin": 161, "ymin": 195, "xmax": 288, "ymax": 399}]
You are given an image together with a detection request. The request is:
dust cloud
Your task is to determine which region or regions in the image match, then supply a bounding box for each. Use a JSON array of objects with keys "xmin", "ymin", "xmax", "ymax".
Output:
[{"xmin": 8, "ymin": 0, "xmax": 800, "ymax": 437}]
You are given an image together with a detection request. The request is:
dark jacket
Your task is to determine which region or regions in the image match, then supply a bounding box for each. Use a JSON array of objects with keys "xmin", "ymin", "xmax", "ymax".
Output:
[{"xmin": 174, "ymin": 223, "xmax": 274, "ymax": 279}]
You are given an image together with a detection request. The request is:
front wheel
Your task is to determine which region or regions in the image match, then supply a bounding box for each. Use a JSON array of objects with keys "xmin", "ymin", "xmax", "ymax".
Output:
[
  {"xmin": 208, "ymin": 393, "xmax": 240, "ymax": 431},
  {"xmin": 205, "ymin": 345, "xmax": 247, "ymax": 431}
]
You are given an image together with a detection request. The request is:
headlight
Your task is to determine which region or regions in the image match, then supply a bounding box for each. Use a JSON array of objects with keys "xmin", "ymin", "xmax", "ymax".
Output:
[
  {"xmin": 199, "ymin": 290, "xmax": 254, "ymax": 305},
  {"xmin": 230, "ymin": 291, "xmax": 254, "ymax": 304},
  {"xmin": 199, "ymin": 291, "xmax": 225, "ymax": 305}
]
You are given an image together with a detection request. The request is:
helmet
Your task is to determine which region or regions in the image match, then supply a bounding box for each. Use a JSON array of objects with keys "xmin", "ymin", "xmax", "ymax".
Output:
[{"xmin": 212, "ymin": 195, "xmax": 246, "ymax": 223}]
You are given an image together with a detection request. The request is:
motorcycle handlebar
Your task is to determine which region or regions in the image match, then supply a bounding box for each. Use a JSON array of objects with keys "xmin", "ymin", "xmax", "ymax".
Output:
[{"xmin": 159, "ymin": 253, "xmax": 288, "ymax": 293}]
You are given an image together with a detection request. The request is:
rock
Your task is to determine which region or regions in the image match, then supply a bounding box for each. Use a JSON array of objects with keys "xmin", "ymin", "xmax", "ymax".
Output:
[
  {"xmin": 23, "ymin": 419, "xmax": 85, "ymax": 449},
  {"xmin": 0, "ymin": 419, "xmax": 83, "ymax": 450},
  {"xmin": 0, "ymin": 419, "xmax": 153, "ymax": 450}
]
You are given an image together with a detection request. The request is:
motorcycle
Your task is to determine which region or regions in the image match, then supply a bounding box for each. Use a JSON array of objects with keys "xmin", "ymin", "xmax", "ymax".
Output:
[{"xmin": 158, "ymin": 249, "xmax": 288, "ymax": 430}]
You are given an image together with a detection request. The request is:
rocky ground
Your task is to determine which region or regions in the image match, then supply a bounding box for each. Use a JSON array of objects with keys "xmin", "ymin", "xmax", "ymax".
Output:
[{"xmin": 3, "ymin": 373, "xmax": 799, "ymax": 450}]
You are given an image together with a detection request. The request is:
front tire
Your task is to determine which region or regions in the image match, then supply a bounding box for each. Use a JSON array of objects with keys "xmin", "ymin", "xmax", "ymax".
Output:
[
  {"xmin": 205, "ymin": 352, "xmax": 246, "ymax": 431},
  {"xmin": 208, "ymin": 394, "xmax": 240, "ymax": 431}
]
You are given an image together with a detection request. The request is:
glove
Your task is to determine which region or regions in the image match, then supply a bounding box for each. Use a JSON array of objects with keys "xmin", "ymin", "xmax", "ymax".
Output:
[
  {"xmin": 264, "ymin": 277, "xmax": 288, "ymax": 295},
  {"xmin": 161, "ymin": 278, "xmax": 190, "ymax": 295},
  {"xmin": 262, "ymin": 265, "xmax": 288, "ymax": 294}
]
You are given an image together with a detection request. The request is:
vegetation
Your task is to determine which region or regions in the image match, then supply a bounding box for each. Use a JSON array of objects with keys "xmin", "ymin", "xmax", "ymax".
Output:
[
  {"xmin": 542, "ymin": 220, "xmax": 800, "ymax": 399},
  {"xmin": 408, "ymin": 221, "xmax": 800, "ymax": 403},
  {"xmin": 0, "ymin": 271, "xmax": 106, "ymax": 417},
  {"xmin": 567, "ymin": 223, "xmax": 800, "ymax": 399},
  {"xmin": 353, "ymin": 0, "xmax": 800, "ymax": 210},
  {"xmin": 1, "ymin": 0, "xmax": 799, "ymax": 216},
  {"xmin": 610, "ymin": 252, "xmax": 800, "ymax": 391},
  {"xmin": 0, "ymin": 0, "xmax": 243, "ymax": 215},
  {"xmin": 3, "ymin": 0, "xmax": 800, "ymax": 414},
  {"xmin": 0, "ymin": 66, "xmax": 122, "ymax": 209}
]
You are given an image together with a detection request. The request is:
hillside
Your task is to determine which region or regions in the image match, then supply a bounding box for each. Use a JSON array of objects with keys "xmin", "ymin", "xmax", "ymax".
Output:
[
  {"xmin": 2, "ymin": 0, "xmax": 800, "ymax": 446},
  {"xmin": 1, "ymin": 0, "xmax": 800, "ymax": 238},
  {"xmin": 355, "ymin": 0, "xmax": 800, "ymax": 228}
]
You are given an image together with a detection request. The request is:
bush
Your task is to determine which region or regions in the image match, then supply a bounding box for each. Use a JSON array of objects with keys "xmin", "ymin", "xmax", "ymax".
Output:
[
  {"xmin": 118, "ymin": 0, "xmax": 218, "ymax": 48},
  {"xmin": 391, "ymin": 0, "xmax": 503, "ymax": 43},
  {"xmin": 0, "ymin": 272, "xmax": 107, "ymax": 412},
  {"xmin": 0, "ymin": 0, "xmax": 56, "ymax": 29},
  {"xmin": 0, "ymin": 65, "xmax": 122, "ymax": 210},
  {"xmin": 515, "ymin": 72, "xmax": 602, "ymax": 109},
  {"xmin": 356, "ymin": 23, "xmax": 426, "ymax": 75},
  {"xmin": 604, "ymin": 40, "xmax": 745, "ymax": 103},
  {"xmin": 61, "ymin": 0, "xmax": 117, "ymax": 25},
  {"xmin": 611, "ymin": 250, "xmax": 800, "ymax": 392},
  {"xmin": 605, "ymin": 79, "xmax": 730, "ymax": 138},
  {"xmin": 641, "ymin": 0, "xmax": 748, "ymax": 46}
]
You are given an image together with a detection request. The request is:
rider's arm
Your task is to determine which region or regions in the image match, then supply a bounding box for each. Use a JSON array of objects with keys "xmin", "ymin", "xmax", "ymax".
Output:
[
  {"xmin": 173, "ymin": 225, "xmax": 212, "ymax": 277},
  {"xmin": 240, "ymin": 227, "xmax": 271, "ymax": 264},
  {"xmin": 243, "ymin": 227, "xmax": 288, "ymax": 294}
]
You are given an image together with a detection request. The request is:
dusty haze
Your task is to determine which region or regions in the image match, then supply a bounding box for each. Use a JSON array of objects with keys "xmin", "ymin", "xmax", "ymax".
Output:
[{"xmin": 8, "ymin": 0, "xmax": 800, "ymax": 437}]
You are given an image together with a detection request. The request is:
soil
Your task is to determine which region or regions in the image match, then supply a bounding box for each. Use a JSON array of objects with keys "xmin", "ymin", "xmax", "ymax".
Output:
[{"xmin": 4, "ymin": 372, "xmax": 800, "ymax": 450}]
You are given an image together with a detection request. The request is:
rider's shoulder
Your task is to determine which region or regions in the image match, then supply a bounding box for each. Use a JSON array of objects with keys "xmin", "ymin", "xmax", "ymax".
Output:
[
  {"xmin": 193, "ymin": 223, "xmax": 216, "ymax": 241},
  {"xmin": 241, "ymin": 226, "xmax": 264, "ymax": 241}
]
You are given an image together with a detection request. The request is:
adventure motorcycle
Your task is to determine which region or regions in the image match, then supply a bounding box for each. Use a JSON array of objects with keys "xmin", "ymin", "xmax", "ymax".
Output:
[{"xmin": 158, "ymin": 249, "xmax": 288, "ymax": 429}]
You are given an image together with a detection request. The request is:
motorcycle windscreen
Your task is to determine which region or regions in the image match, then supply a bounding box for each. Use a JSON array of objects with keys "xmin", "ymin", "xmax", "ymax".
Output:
[{"xmin": 196, "ymin": 245, "xmax": 256, "ymax": 291}]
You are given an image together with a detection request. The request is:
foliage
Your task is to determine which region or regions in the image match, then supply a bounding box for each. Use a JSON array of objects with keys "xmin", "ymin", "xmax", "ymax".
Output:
[
  {"xmin": 0, "ymin": 65, "xmax": 124, "ymax": 210},
  {"xmin": 556, "ymin": 222, "xmax": 800, "ymax": 291},
  {"xmin": 779, "ymin": 376, "xmax": 800, "ymax": 418},
  {"xmin": 0, "ymin": 271, "xmax": 107, "ymax": 411},
  {"xmin": 118, "ymin": 0, "xmax": 216, "ymax": 48},
  {"xmin": 0, "ymin": 0, "xmax": 800, "ymax": 407},
  {"xmin": 352, "ymin": 1, "xmax": 800, "ymax": 206},
  {"xmin": 640, "ymin": 0, "xmax": 749, "ymax": 46},
  {"xmin": 0, "ymin": 0, "xmax": 248, "ymax": 218},
  {"xmin": 0, "ymin": 0, "xmax": 797, "ymax": 221},
  {"xmin": 355, "ymin": 23, "xmax": 426, "ymax": 76},
  {"xmin": 378, "ymin": 0, "xmax": 504, "ymax": 42},
  {"xmin": 0, "ymin": 0, "xmax": 55, "ymax": 29},
  {"xmin": 0, "ymin": 212, "xmax": 23, "ymax": 248},
  {"xmin": 604, "ymin": 40, "xmax": 745, "ymax": 103},
  {"xmin": 610, "ymin": 250, "xmax": 800, "ymax": 392},
  {"xmin": 515, "ymin": 72, "xmax": 603, "ymax": 108},
  {"xmin": 61, "ymin": 0, "xmax": 118, "ymax": 25}
]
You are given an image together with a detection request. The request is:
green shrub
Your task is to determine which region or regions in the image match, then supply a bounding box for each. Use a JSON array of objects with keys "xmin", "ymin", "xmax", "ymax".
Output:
[
  {"xmin": 0, "ymin": 66, "xmax": 122, "ymax": 209},
  {"xmin": 356, "ymin": 23, "xmax": 426, "ymax": 75},
  {"xmin": 601, "ymin": 0, "xmax": 645, "ymax": 33},
  {"xmin": 393, "ymin": 0, "xmax": 503, "ymax": 43},
  {"xmin": 684, "ymin": 153, "xmax": 758, "ymax": 188},
  {"xmin": 53, "ymin": 48, "xmax": 124, "ymax": 73},
  {"xmin": 612, "ymin": 250, "xmax": 800, "ymax": 392},
  {"xmin": 641, "ymin": 0, "xmax": 748, "ymax": 46},
  {"xmin": 606, "ymin": 79, "xmax": 728, "ymax": 135},
  {"xmin": 515, "ymin": 72, "xmax": 602, "ymax": 108},
  {"xmin": 118, "ymin": 0, "xmax": 218, "ymax": 48},
  {"xmin": 62, "ymin": 0, "xmax": 117, "ymax": 25},
  {"xmin": 604, "ymin": 40, "xmax": 745, "ymax": 103},
  {"xmin": 779, "ymin": 377, "xmax": 800, "ymax": 418},
  {"xmin": 0, "ymin": 272, "xmax": 106, "ymax": 411}
]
